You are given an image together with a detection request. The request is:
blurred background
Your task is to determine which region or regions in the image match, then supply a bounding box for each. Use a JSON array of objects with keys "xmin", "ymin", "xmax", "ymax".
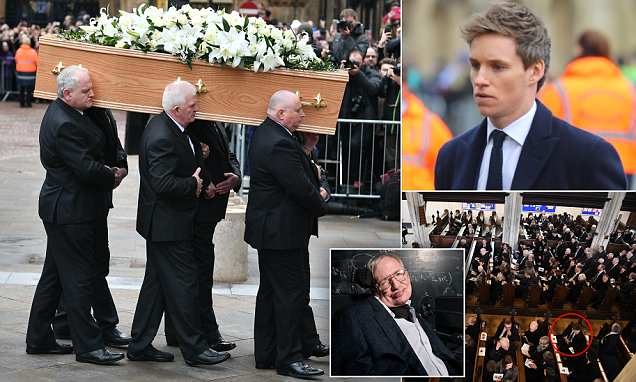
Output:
[{"xmin": 403, "ymin": 0, "xmax": 636, "ymax": 190}]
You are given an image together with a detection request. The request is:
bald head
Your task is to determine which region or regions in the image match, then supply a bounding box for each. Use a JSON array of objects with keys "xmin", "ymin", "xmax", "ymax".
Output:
[{"xmin": 267, "ymin": 90, "xmax": 304, "ymax": 131}]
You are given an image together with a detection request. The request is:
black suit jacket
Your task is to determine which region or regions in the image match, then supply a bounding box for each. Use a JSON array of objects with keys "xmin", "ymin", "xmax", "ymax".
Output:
[
  {"xmin": 332, "ymin": 297, "xmax": 461, "ymax": 376},
  {"xmin": 186, "ymin": 120, "xmax": 241, "ymax": 223},
  {"xmin": 244, "ymin": 117, "xmax": 324, "ymax": 250},
  {"xmin": 136, "ymin": 112, "xmax": 203, "ymax": 242},
  {"xmin": 38, "ymin": 99, "xmax": 115, "ymax": 224},
  {"xmin": 85, "ymin": 107, "xmax": 128, "ymax": 209},
  {"xmin": 434, "ymin": 100, "xmax": 626, "ymax": 190}
]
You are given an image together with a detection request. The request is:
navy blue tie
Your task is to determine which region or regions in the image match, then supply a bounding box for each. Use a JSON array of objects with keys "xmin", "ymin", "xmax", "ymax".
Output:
[{"xmin": 486, "ymin": 130, "xmax": 507, "ymax": 190}]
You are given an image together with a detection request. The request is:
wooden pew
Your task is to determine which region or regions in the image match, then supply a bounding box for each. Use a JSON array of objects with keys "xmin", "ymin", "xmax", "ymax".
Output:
[
  {"xmin": 551, "ymin": 285, "xmax": 569, "ymax": 308},
  {"xmin": 618, "ymin": 335, "xmax": 634, "ymax": 370},
  {"xmin": 515, "ymin": 349, "xmax": 527, "ymax": 382},
  {"xmin": 473, "ymin": 325, "xmax": 488, "ymax": 382},
  {"xmin": 527, "ymin": 285, "xmax": 541, "ymax": 308},
  {"xmin": 577, "ymin": 286, "xmax": 594, "ymax": 308},
  {"xmin": 479, "ymin": 282, "xmax": 491, "ymax": 305},
  {"xmin": 596, "ymin": 359, "xmax": 610, "ymax": 382},
  {"xmin": 600, "ymin": 287, "xmax": 618, "ymax": 310},
  {"xmin": 503, "ymin": 283, "xmax": 515, "ymax": 307}
]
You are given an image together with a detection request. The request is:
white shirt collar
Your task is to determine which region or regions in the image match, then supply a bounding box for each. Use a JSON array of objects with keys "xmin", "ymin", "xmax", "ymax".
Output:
[
  {"xmin": 166, "ymin": 112, "xmax": 185, "ymax": 132},
  {"xmin": 486, "ymin": 100, "xmax": 536, "ymax": 146},
  {"xmin": 374, "ymin": 296, "xmax": 412, "ymax": 318}
]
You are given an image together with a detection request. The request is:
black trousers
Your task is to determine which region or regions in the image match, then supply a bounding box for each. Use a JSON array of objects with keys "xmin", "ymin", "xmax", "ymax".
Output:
[
  {"xmin": 52, "ymin": 217, "xmax": 119, "ymax": 335},
  {"xmin": 26, "ymin": 221, "xmax": 104, "ymax": 354},
  {"xmin": 254, "ymin": 246, "xmax": 320, "ymax": 367},
  {"xmin": 165, "ymin": 222, "xmax": 221, "ymax": 345},
  {"xmin": 129, "ymin": 240, "xmax": 208, "ymax": 360}
]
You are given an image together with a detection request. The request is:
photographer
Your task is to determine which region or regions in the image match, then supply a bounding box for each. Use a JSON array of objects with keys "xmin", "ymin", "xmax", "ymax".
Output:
[
  {"xmin": 339, "ymin": 48, "xmax": 381, "ymax": 120},
  {"xmin": 338, "ymin": 48, "xmax": 381, "ymax": 190},
  {"xmin": 331, "ymin": 9, "xmax": 369, "ymax": 66},
  {"xmin": 378, "ymin": 58, "xmax": 401, "ymax": 121}
]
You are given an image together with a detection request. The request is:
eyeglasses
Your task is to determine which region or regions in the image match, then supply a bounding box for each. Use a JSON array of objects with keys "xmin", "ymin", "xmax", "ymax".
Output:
[{"xmin": 377, "ymin": 269, "xmax": 408, "ymax": 290}]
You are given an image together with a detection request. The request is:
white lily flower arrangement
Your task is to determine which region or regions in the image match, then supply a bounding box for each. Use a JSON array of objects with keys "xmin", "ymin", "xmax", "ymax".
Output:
[{"xmin": 65, "ymin": 4, "xmax": 332, "ymax": 72}]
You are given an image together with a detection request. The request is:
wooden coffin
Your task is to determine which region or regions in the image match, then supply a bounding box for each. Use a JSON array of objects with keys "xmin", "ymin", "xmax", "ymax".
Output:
[{"xmin": 34, "ymin": 35, "xmax": 349, "ymax": 134}]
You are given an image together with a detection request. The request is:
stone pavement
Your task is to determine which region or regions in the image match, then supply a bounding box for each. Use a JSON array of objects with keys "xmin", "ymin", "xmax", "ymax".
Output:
[{"xmin": 0, "ymin": 102, "xmax": 401, "ymax": 381}]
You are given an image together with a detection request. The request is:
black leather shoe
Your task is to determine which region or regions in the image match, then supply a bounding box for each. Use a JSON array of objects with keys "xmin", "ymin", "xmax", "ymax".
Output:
[
  {"xmin": 185, "ymin": 348, "xmax": 230, "ymax": 366},
  {"xmin": 76, "ymin": 348, "xmax": 124, "ymax": 365},
  {"xmin": 304, "ymin": 342, "xmax": 329, "ymax": 358},
  {"xmin": 26, "ymin": 342, "xmax": 73, "ymax": 355},
  {"xmin": 209, "ymin": 336, "xmax": 236, "ymax": 352},
  {"xmin": 127, "ymin": 345, "xmax": 174, "ymax": 362},
  {"xmin": 103, "ymin": 327, "xmax": 132, "ymax": 348},
  {"xmin": 277, "ymin": 361, "xmax": 324, "ymax": 379}
]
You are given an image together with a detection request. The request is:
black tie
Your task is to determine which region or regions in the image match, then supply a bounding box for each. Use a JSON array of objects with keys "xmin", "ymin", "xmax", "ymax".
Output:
[
  {"xmin": 389, "ymin": 305, "xmax": 414, "ymax": 323},
  {"xmin": 486, "ymin": 129, "xmax": 507, "ymax": 190}
]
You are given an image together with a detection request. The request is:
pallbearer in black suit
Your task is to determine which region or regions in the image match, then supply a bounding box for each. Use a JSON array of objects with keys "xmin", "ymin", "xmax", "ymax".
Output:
[
  {"xmin": 26, "ymin": 66, "xmax": 125, "ymax": 365},
  {"xmin": 245, "ymin": 90, "xmax": 328, "ymax": 379},
  {"xmin": 52, "ymin": 106, "xmax": 132, "ymax": 348},
  {"xmin": 332, "ymin": 254, "xmax": 460, "ymax": 376},
  {"xmin": 164, "ymin": 120, "xmax": 241, "ymax": 352},
  {"xmin": 127, "ymin": 80, "xmax": 230, "ymax": 366}
]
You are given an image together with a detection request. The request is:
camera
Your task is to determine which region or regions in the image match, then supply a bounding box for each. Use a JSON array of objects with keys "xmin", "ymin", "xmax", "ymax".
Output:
[
  {"xmin": 394, "ymin": 64, "xmax": 401, "ymax": 76},
  {"xmin": 344, "ymin": 59, "xmax": 360, "ymax": 70},
  {"xmin": 384, "ymin": 24, "xmax": 393, "ymax": 36},
  {"xmin": 337, "ymin": 19, "xmax": 353, "ymax": 32}
]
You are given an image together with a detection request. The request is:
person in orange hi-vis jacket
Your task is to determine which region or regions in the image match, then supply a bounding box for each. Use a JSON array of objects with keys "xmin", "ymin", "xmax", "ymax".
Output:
[
  {"xmin": 540, "ymin": 30, "xmax": 636, "ymax": 187},
  {"xmin": 14, "ymin": 34, "xmax": 38, "ymax": 108},
  {"xmin": 402, "ymin": 88, "xmax": 453, "ymax": 190}
]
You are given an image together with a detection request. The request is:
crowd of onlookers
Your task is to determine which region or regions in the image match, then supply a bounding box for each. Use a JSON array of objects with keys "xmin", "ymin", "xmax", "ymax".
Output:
[{"xmin": 465, "ymin": 314, "xmax": 633, "ymax": 382}]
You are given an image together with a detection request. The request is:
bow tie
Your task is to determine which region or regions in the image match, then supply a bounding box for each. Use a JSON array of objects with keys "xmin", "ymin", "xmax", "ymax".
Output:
[{"xmin": 390, "ymin": 304, "xmax": 414, "ymax": 323}]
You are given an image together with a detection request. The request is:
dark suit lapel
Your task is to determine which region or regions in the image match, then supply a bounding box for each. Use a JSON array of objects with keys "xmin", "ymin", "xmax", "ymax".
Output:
[
  {"xmin": 161, "ymin": 113, "xmax": 198, "ymax": 172},
  {"xmin": 456, "ymin": 121, "xmax": 487, "ymax": 189},
  {"xmin": 511, "ymin": 101, "xmax": 560, "ymax": 189},
  {"xmin": 368, "ymin": 298, "xmax": 413, "ymax": 357}
]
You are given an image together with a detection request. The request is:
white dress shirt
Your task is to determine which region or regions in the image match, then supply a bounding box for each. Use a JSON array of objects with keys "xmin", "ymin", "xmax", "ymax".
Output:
[
  {"xmin": 375, "ymin": 297, "xmax": 449, "ymax": 376},
  {"xmin": 166, "ymin": 113, "xmax": 195, "ymax": 154},
  {"xmin": 477, "ymin": 101, "xmax": 537, "ymax": 190}
]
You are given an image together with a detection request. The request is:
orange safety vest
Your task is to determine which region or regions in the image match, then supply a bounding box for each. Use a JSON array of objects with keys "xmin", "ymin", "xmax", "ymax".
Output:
[
  {"xmin": 402, "ymin": 89, "xmax": 453, "ymax": 190},
  {"xmin": 540, "ymin": 56, "xmax": 636, "ymax": 174},
  {"xmin": 14, "ymin": 44, "xmax": 38, "ymax": 73}
]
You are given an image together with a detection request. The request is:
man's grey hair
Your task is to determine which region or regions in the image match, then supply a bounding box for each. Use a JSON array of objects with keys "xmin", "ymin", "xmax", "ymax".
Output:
[
  {"xmin": 367, "ymin": 253, "xmax": 405, "ymax": 282},
  {"xmin": 20, "ymin": 35, "xmax": 31, "ymax": 46},
  {"xmin": 56, "ymin": 65, "xmax": 89, "ymax": 98},
  {"xmin": 267, "ymin": 90, "xmax": 296, "ymax": 116},
  {"xmin": 162, "ymin": 79, "xmax": 196, "ymax": 112},
  {"xmin": 611, "ymin": 323, "xmax": 621, "ymax": 333}
]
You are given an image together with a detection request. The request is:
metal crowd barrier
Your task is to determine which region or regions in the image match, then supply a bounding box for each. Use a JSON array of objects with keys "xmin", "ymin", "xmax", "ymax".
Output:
[
  {"xmin": 227, "ymin": 119, "xmax": 400, "ymax": 199},
  {"xmin": 1, "ymin": 61, "xmax": 17, "ymax": 102}
]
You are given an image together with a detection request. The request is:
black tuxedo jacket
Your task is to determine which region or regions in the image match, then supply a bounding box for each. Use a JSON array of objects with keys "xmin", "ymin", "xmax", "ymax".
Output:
[
  {"xmin": 332, "ymin": 296, "xmax": 461, "ymax": 376},
  {"xmin": 434, "ymin": 100, "xmax": 626, "ymax": 190},
  {"xmin": 136, "ymin": 112, "xmax": 203, "ymax": 242},
  {"xmin": 244, "ymin": 118, "xmax": 324, "ymax": 250},
  {"xmin": 38, "ymin": 99, "xmax": 115, "ymax": 224},
  {"xmin": 187, "ymin": 120, "xmax": 241, "ymax": 223}
]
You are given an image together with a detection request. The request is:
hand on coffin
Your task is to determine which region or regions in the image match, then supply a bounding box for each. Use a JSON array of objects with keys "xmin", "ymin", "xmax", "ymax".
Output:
[
  {"xmin": 192, "ymin": 167, "xmax": 202, "ymax": 197},
  {"xmin": 201, "ymin": 143, "xmax": 210, "ymax": 159},
  {"xmin": 215, "ymin": 172, "xmax": 239, "ymax": 195}
]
